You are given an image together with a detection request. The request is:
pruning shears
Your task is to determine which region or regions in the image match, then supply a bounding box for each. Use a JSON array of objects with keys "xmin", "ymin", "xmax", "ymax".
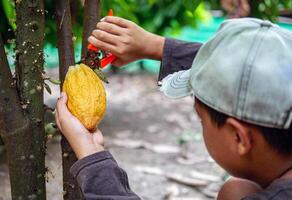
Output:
[
  {"xmin": 78, "ymin": 9, "xmax": 117, "ymax": 83},
  {"xmin": 87, "ymin": 9, "xmax": 116, "ymax": 68},
  {"xmin": 87, "ymin": 43, "xmax": 117, "ymax": 69}
]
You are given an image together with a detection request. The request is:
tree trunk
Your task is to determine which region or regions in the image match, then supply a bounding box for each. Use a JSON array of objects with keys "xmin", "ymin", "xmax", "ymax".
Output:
[
  {"xmin": 55, "ymin": 0, "xmax": 83, "ymax": 199},
  {"xmin": 0, "ymin": 0, "xmax": 46, "ymax": 199},
  {"xmin": 0, "ymin": 34, "xmax": 32, "ymax": 200},
  {"xmin": 81, "ymin": 0, "xmax": 101, "ymax": 59}
]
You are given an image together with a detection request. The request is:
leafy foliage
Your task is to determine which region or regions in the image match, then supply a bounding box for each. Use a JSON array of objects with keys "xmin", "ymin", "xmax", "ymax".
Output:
[
  {"xmin": 0, "ymin": 1, "xmax": 15, "ymax": 42},
  {"xmin": 0, "ymin": 0, "xmax": 292, "ymax": 45},
  {"xmin": 204, "ymin": 0, "xmax": 292, "ymax": 22},
  {"xmin": 0, "ymin": 0, "xmax": 206, "ymax": 45},
  {"xmin": 1, "ymin": 0, "xmax": 16, "ymax": 30},
  {"xmin": 101, "ymin": 0, "xmax": 207, "ymax": 34},
  {"xmin": 249, "ymin": 0, "xmax": 292, "ymax": 22}
]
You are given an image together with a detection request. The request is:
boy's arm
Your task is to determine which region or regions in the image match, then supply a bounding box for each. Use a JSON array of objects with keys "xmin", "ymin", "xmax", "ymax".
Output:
[
  {"xmin": 88, "ymin": 16, "xmax": 202, "ymax": 81},
  {"xmin": 55, "ymin": 93, "xmax": 141, "ymax": 200},
  {"xmin": 158, "ymin": 38, "xmax": 202, "ymax": 82},
  {"xmin": 70, "ymin": 151, "xmax": 141, "ymax": 200}
]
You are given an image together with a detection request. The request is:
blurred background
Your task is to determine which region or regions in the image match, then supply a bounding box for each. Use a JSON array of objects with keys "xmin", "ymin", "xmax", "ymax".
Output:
[
  {"xmin": 1, "ymin": 0, "xmax": 292, "ymax": 200},
  {"xmin": 1, "ymin": 0, "xmax": 292, "ymax": 72}
]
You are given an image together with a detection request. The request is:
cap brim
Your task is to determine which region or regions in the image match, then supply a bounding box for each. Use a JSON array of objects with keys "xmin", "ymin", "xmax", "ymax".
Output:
[{"xmin": 160, "ymin": 69, "xmax": 192, "ymax": 99}]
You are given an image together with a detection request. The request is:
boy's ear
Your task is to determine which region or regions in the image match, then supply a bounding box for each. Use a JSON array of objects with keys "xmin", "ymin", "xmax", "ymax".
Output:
[{"xmin": 226, "ymin": 118, "xmax": 252, "ymax": 156}]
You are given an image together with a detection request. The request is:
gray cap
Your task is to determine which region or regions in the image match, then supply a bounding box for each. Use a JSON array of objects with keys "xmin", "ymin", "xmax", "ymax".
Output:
[{"xmin": 160, "ymin": 18, "xmax": 292, "ymax": 129}]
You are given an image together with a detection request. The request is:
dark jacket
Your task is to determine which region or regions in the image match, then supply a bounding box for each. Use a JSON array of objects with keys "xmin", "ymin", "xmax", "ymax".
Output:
[
  {"xmin": 70, "ymin": 38, "xmax": 292, "ymax": 200},
  {"xmin": 70, "ymin": 38, "xmax": 201, "ymax": 200}
]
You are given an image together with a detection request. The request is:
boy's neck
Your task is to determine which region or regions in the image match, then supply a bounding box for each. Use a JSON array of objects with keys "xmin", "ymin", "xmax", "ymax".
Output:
[{"xmin": 251, "ymin": 155, "xmax": 292, "ymax": 188}]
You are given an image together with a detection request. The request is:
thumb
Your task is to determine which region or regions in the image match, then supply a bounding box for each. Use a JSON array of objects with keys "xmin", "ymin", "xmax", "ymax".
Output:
[
  {"xmin": 56, "ymin": 92, "xmax": 71, "ymax": 116},
  {"xmin": 60, "ymin": 92, "xmax": 68, "ymax": 102},
  {"xmin": 92, "ymin": 128, "xmax": 104, "ymax": 146}
]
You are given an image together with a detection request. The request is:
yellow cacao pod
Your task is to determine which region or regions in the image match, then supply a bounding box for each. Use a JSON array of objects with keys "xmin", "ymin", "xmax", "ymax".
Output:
[{"xmin": 62, "ymin": 64, "xmax": 106, "ymax": 131}]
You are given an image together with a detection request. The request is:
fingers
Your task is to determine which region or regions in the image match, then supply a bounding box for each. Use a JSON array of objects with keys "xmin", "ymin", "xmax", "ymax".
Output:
[
  {"xmin": 55, "ymin": 92, "xmax": 73, "ymax": 132},
  {"xmin": 101, "ymin": 16, "xmax": 132, "ymax": 28},
  {"xmin": 92, "ymin": 128, "xmax": 105, "ymax": 146},
  {"xmin": 91, "ymin": 29, "xmax": 120, "ymax": 45},
  {"xmin": 54, "ymin": 108, "xmax": 62, "ymax": 132},
  {"xmin": 221, "ymin": 0, "xmax": 236, "ymax": 12},
  {"xmin": 88, "ymin": 36, "xmax": 117, "ymax": 54},
  {"xmin": 56, "ymin": 92, "xmax": 71, "ymax": 117},
  {"xmin": 55, "ymin": 92, "xmax": 68, "ymax": 132},
  {"xmin": 239, "ymin": 0, "xmax": 250, "ymax": 16},
  {"xmin": 96, "ymin": 21, "xmax": 126, "ymax": 36}
]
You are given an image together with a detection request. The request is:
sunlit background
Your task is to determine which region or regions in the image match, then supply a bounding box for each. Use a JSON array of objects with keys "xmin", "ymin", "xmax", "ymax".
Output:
[{"xmin": 1, "ymin": 1, "xmax": 292, "ymax": 199}]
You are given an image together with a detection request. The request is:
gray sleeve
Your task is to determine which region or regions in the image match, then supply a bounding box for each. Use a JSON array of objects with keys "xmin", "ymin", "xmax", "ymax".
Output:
[
  {"xmin": 241, "ymin": 180, "xmax": 292, "ymax": 200},
  {"xmin": 242, "ymin": 191, "xmax": 291, "ymax": 200},
  {"xmin": 70, "ymin": 151, "xmax": 141, "ymax": 200},
  {"xmin": 158, "ymin": 38, "xmax": 202, "ymax": 83}
]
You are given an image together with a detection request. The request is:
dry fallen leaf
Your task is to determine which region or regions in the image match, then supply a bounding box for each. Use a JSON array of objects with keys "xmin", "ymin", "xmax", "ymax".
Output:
[
  {"xmin": 111, "ymin": 139, "xmax": 180, "ymax": 154},
  {"xmin": 134, "ymin": 166, "xmax": 164, "ymax": 176},
  {"xmin": 190, "ymin": 170, "xmax": 221, "ymax": 182},
  {"xmin": 165, "ymin": 173, "xmax": 208, "ymax": 187},
  {"xmin": 134, "ymin": 165, "xmax": 209, "ymax": 187}
]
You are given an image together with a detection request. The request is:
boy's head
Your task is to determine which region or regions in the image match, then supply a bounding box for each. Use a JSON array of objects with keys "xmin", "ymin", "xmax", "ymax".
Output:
[
  {"xmin": 161, "ymin": 18, "xmax": 292, "ymax": 183},
  {"xmin": 195, "ymin": 97, "xmax": 292, "ymax": 182}
]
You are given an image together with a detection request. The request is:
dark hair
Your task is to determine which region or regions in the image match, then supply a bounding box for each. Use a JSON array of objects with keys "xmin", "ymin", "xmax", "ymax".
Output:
[{"xmin": 195, "ymin": 98, "xmax": 292, "ymax": 155}]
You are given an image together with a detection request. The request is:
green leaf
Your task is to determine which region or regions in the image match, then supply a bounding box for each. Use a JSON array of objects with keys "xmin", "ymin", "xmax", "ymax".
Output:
[
  {"xmin": 1, "ymin": 0, "xmax": 16, "ymax": 30},
  {"xmin": 44, "ymin": 83, "xmax": 52, "ymax": 94},
  {"xmin": 194, "ymin": 3, "xmax": 212, "ymax": 24},
  {"xmin": 147, "ymin": 0, "xmax": 157, "ymax": 5},
  {"xmin": 182, "ymin": 0, "xmax": 202, "ymax": 12},
  {"xmin": 48, "ymin": 78, "xmax": 61, "ymax": 85}
]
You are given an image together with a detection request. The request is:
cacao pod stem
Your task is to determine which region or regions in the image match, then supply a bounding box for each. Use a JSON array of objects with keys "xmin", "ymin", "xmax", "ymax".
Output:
[{"xmin": 94, "ymin": 69, "xmax": 109, "ymax": 84}]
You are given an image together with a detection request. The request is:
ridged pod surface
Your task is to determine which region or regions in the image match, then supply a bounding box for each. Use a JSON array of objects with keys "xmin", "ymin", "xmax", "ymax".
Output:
[{"xmin": 63, "ymin": 64, "xmax": 106, "ymax": 131}]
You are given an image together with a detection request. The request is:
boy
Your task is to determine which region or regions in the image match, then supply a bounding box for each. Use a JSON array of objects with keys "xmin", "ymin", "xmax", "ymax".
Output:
[{"xmin": 55, "ymin": 17, "xmax": 292, "ymax": 199}]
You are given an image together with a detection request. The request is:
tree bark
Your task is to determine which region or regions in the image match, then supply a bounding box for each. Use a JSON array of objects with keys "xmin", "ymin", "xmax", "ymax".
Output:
[
  {"xmin": 0, "ymin": 0, "xmax": 46, "ymax": 198},
  {"xmin": 81, "ymin": 0, "xmax": 101, "ymax": 59},
  {"xmin": 0, "ymin": 34, "xmax": 32, "ymax": 200},
  {"xmin": 55, "ymin": 0, "xmax": 83, "ymax": 199},
  {"xmin": 0, "ymin": 36, "xmax": 23, "ymax": 135}
]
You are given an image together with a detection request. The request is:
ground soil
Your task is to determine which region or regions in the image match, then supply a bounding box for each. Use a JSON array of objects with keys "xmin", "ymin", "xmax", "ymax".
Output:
[{"xmin": 0, "ymin": 68, "xmax": 225, "ymax": 200}]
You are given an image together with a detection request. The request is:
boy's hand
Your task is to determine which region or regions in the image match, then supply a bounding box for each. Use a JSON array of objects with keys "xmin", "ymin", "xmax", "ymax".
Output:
[
  {"xmin": 221, "ymin": 0, "xmax": 250, "ymax": 17},
  {"xmin": 88, "ymin": 16, "xmax": 165, "ymax": 67},
  {"xmin": 55, "ymin": 92, "xmax": 104, "ymax": 159}
]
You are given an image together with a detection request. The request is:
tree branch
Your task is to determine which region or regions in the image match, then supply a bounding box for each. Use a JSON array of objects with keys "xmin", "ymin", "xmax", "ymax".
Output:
[
  {"xmin": 56, "ymin": 0, "xmax": 75, "ymax": 81},
  {"xmin": 55, "ymin": 0, "xmax": 83, "ymax": 199},
  {"xmin": 81, "ymin": 0, "xmax": 101, "ymax": 58},
  {"xmin": 0, "ymin": 35, "xmax": 27, "ymax": 135}
]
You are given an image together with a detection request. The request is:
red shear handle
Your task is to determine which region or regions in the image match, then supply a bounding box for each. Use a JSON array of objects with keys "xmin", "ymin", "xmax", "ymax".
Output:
[
  {"xmin": 87, "ymin": 43, "xmax": 117, "ymax": 68},
  {"xmin": 87, "ymin": 9, "xmax": 117, "ymax": 68},
  {"xmin": 100, "ymin": 54, "xmax": 117, "ymax": 68},
  {"xmin": 87, "ymin": 43, "xmax": 98, "ymax": 52},
  {"xmin": 108, "ymin": 9, "xmax": 114, "ymax": 16}
]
